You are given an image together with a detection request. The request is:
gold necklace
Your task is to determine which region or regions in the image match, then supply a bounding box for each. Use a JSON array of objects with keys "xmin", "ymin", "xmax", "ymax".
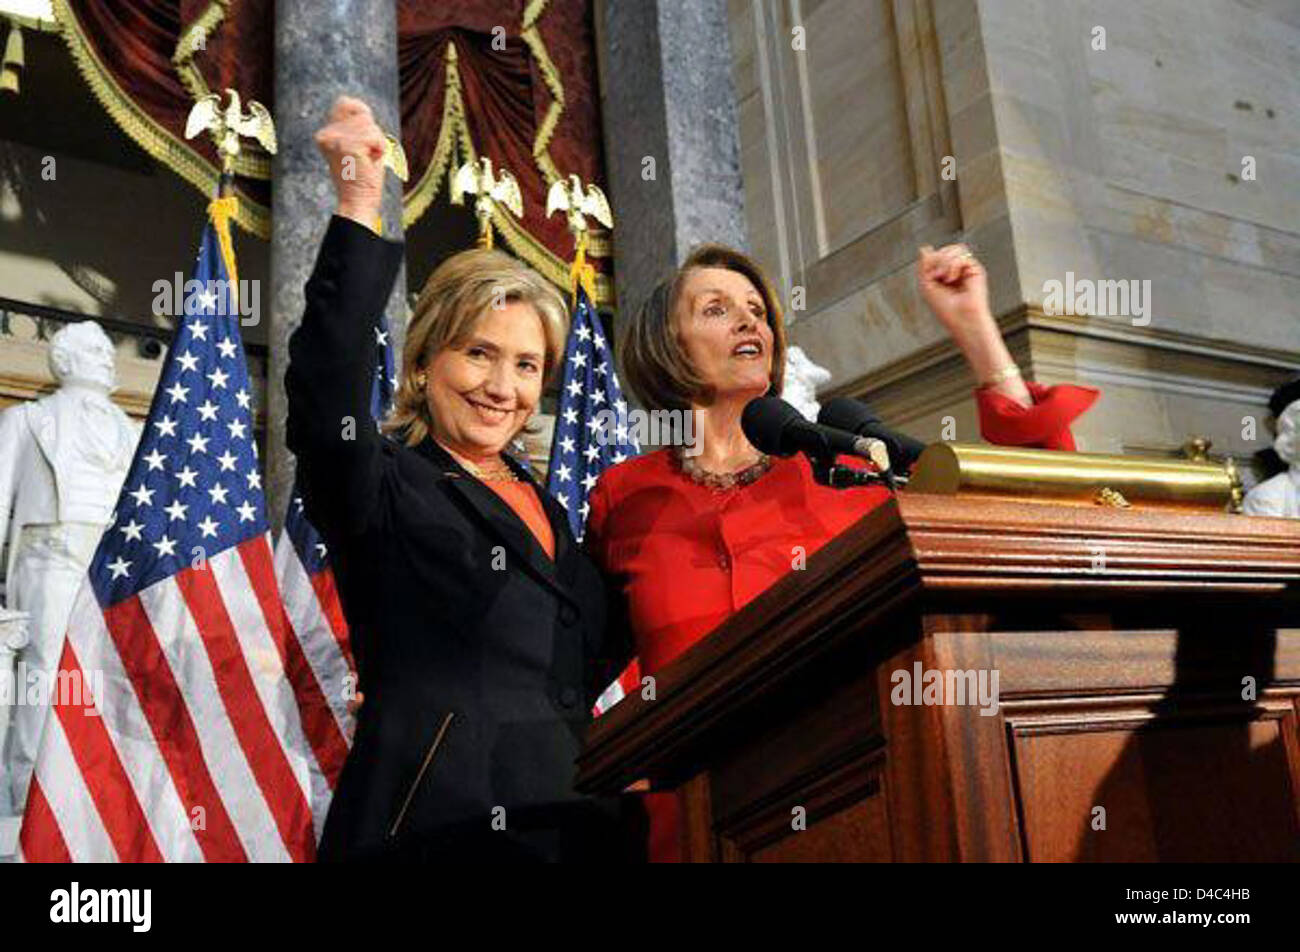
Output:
[
  {"xmin": 673, "ymin": 446, "xmax": 772, "ymax": 491},
  {"xmin": 452, "ymin": 453, "xmax": 519, "ymax": 483}
]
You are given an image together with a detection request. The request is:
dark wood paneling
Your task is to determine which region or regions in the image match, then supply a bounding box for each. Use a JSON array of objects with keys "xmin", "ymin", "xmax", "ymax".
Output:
[{"xmin": 580, "ymin": 496, "xmax": 1300, "ymax": 862}]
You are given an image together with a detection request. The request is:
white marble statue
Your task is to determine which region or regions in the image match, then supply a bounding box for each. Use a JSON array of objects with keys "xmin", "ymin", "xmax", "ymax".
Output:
[
  {"xmin": 782, "ymin": 345, "xmax": 833, "ymax": 422},
  {"xmin": 1243, "ymin": 390, "xmax": 1299, "ymax": 519},
  {"xmin": 0, "ymin": 321, "xmax": 139, "ymax": 817}
]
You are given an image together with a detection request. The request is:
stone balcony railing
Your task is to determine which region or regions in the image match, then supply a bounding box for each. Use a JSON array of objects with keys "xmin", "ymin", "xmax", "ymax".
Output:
[{"xmin": 0, "ymin": 296, "xmax": 269, "ymax": 429}]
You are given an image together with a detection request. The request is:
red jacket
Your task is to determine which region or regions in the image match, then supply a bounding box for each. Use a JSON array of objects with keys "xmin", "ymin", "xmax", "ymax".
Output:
[{"xmin": 584, "ymin": 382, "xmax": 1098, "ymax": 860}]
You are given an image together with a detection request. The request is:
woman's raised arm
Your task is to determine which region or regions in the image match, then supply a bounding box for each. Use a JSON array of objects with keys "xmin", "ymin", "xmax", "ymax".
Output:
[
  {"xmin": 285, "ymin": 97, "xmax": 404, "ymax": 537},
  {"xmin": 918, "ymin": 243, "xmax": 1097, "ymax": 450}
]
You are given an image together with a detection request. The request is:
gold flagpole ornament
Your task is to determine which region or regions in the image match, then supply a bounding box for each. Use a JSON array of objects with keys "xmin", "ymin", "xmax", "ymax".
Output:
[
  {"xmin": 382, "ymin": 134, "xmax": 409, "ymax": 183},
  {"xmin": 183, "ymin": 88, "xmax": 276, "ymax": 300},
  {"xmin": 546, "ymin": 174, "xmax": 613, "ymax": 304},
  {"xmin": 184, "ymin": 88, "xmax": 277, "ymax": 182},
  {"xmin": 450, "ymin": 157, "xmax": 523, "ymax": 249}
]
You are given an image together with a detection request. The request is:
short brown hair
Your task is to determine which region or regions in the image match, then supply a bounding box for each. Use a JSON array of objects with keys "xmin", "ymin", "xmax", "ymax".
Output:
[
  {"xmin": 621, "ymin": 244, "xmax": 787, "ymax": 412},
  {"xmin": 383, "ymin": 248, "xmax": 568, "ymax": 447}
]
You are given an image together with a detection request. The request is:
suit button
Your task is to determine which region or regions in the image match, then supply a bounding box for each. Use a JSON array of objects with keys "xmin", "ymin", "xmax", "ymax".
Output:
[
  {"xmin": 559, "ymin": 604, "xmax": 578, "ymax": 626},
  {"xmin": 559, "ymin": 687, "xmax": 579, "ymax": 708}
]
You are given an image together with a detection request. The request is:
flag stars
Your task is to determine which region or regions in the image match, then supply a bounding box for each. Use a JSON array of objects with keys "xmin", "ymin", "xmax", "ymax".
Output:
[
  {"xmin": 107, "ymin": 556, "xmax": 132, "ymax": 580},
  {"xmin": 216, "ymin": 337, "xmax": 238, "ymax": 359},
  {"xmin": 216, "ymin": 450, "xmax": 239, "ymax": 472},
  {"xmin": 197, "ymin": 400, "xmax": 219, "ymax": 422},
  {"xmin": 197, "ymin": 516, "xmax": 220, "ymax": 539},
  {"xmin": 553, "ymin": 463, "xmax": 572, "ymax": 482},
  {"xmin": 130, "ymin": 483, "xmax": 155, "ymax": 507},
  {"xmin": 155, "ymin": 415, "xmax": 178, "ymax": 438},
  {"xmin": 575, "ymin": 326, "xmax": 591, "ymax": 342},
  {"xmin": 571, "ymin": 352, "xmax": 587, "ymax": 369},
  {"xmin": 152, "ymin": 535, "xmax": 178, "ymax": 558},
  {"xmin": 235, "ymin": 389, "xmax": 251, "ymax": 410},
  {"xmin": 175, "ymin": 466, "xmax": 199, "ymax": 489},
  {"xmin": 187, "ymin": 320, "xmax": 208, "ymax": 340},
  {"xmin": 186, "ymin": 432, "xmax": 211, "ymax": 455},
  {"xmin": 226, "ymin": 419, "xmax": 247, "ymax": 440},
  {"xmin": 207, "ymin": 482, "xmax": 229, "ymax": 506},
  {"xmin": 143, "ymin": 449, "xmax": 167, "ymax": 471},
  {"xmin": 164, "ymin": 499, "xmax": 188, "ymax": 522},
  {"xmin": 584, "ymin": 445, "xmax": 601, "ymax": 463},
  {"xmin": 559, "ymin": 436, "xmax": 575, "ymax": 454},
  {"xmin": 119, "ymin": 520, "xmax": 144, "ymax": 542},
  {"xmin": 246, "ymin": 469, "xmax": 262, "ymax": 490},
  {"xmin": 235, "ymin": 500, "xmax": 257, "ymax": 523},
  {"xmin": 582, "ymin": 473, "xmax": 599, "ymax": 491},
  {"xmin": 375, "ymin": 327, "xmax": 388, "ymax": 346},
  {"xmin": 166, "ymin": 382, "xmax": 189, "ymax": 404},
  {"xmin": 177, "ymin": 351, "xmax": 199, "ymax": 373},
  {"xmin": 206, "ymin": 367, "xmax": 230, "ymax": 390}
]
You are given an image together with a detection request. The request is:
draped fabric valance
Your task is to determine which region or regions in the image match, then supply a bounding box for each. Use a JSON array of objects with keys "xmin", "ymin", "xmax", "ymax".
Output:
[{"xmin": 53, "ymin": 0, "xmax": 612, "ymax": 302}]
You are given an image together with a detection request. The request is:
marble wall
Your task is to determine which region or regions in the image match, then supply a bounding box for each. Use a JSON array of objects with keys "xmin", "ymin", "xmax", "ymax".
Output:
[{"xmin": 726, "ymin": 0, "xmax": 1300, "ymax": 474}]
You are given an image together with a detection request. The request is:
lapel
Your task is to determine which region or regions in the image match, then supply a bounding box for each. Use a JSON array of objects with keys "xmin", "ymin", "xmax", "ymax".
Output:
[
  {"xmin": 25, "ymin": 401, "xmax": 56, "ymax": 469},
  {"xmin": 414, "ymin": 437, "xmax": 579, "ymax": 604}
]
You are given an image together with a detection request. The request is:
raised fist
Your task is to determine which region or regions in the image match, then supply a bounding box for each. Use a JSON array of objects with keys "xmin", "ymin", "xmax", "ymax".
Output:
[
  {"xmin": 917, "ymin": 243, "xmax": 992, "ymax": 339},
  {"xmin": 314, "ymin": 95, "xmax": 387, "ymax": 226}
]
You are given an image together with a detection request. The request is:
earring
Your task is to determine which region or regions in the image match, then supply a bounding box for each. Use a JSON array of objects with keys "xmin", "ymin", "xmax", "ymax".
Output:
[{"xmin": 415, "ymin": 371, "xmax": 427, "ymax": 388}]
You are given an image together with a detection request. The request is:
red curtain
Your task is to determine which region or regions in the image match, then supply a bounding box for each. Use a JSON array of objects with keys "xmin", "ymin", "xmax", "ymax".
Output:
[{"xmin": 57, "ymin": 0, "xmax": 608, "ymax": 287}]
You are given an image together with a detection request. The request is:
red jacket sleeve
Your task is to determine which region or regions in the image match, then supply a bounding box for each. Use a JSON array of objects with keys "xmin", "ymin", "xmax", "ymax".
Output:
[{"xmin": 976, "ymin": 381, "xmax": 1099, "ymax": 451}]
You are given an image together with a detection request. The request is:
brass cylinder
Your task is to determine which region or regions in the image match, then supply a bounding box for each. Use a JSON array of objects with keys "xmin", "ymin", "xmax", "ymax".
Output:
[{"xmin": 906, "ymin": 442, "xmax": 1235, "ymax": 510}]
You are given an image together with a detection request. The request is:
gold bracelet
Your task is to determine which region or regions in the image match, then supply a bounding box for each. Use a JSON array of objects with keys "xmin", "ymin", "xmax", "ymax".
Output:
[{"xmin": 984, "ymin": 363, "xmax": 1022, "ymax": 386}]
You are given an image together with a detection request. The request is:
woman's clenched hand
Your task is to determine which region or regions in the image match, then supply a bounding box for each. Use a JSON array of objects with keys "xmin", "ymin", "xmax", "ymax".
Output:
[{"xmin": 314, "ymin": 95, "xmax": 388, "ymax": 229}]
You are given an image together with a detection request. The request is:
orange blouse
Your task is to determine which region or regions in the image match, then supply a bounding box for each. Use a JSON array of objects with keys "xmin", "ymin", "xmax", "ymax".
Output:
[{"xmin": 486, "ymin": 479, "xmax": 555, "ymax": 560}]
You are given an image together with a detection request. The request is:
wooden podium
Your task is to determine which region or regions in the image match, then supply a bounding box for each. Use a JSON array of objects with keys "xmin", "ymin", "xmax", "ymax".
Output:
[{"xmin": 576, "ymin": 494, "xmax": 1300, "ymax": 862}]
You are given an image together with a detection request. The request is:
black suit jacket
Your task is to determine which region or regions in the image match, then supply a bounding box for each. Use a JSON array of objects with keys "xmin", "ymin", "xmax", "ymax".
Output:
[{"xmin": 286, "ymin": 217, "xmax": 634, "ymax": 862}]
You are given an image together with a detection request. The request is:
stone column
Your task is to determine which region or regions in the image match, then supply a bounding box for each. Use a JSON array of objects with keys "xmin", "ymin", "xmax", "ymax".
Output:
[
  {"xmin": 268, "ymin": 0, "xmax": 406, "ymax": 529},
  {"xmin": 596, "ymin": 0, "xmax": 748, "ymax": 322}
]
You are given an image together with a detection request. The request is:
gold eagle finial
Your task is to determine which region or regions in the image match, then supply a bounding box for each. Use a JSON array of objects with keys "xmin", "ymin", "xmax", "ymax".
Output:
[
  {"xmin": 184, "ymin": 88, "xmax": 277, "ymax": 173},
  {"xmin": 449, "ymin": 157, "xmax": 523, "ymax": 249}
]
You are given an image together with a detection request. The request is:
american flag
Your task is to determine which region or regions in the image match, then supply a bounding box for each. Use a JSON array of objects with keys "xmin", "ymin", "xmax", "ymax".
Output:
[
  {"xmin": 544, "ymin": 284, "xmax": 639, "ymax": 714},
  {"xmin": 545, "ymin": 285, "xmax": 639, "ymax": 541},
  {"xmin": 273, "ymin": 311, "xmax": 395, "ymax": 840},
  {"xmin": 19, "ymin": 203, "xmax": 316, "ymax": 862}
]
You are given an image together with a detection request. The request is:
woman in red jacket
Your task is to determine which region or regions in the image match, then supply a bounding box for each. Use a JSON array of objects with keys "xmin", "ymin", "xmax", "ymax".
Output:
[{"xmin": 584, "ymin": 242, "xmax": 1097, "ymax": 861}]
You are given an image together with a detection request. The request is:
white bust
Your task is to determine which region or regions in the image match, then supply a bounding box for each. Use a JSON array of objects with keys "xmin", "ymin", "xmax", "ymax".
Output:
[
  {"xmin": 1243, "ymin": 398, "xmax": 1299, "ymax": 519},
  {"xmin": 782, "ymin": 345, "xmax": 833, "ymax": 421},
  {"xmin": 0, "ymin": 320, "xmax": 139, "ymax": 817}
]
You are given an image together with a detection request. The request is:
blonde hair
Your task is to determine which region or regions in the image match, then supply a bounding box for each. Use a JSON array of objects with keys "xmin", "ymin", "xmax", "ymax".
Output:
[
  {"xmin": 621, "ymin": 244, "xmax": 787, "ymax": 412},
  {"xmin": 384, "ymin": 248, "xmax": 569, "ymax": 447}
]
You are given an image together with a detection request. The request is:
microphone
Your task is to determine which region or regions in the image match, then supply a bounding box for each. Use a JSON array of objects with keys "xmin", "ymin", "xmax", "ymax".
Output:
[
  {"xmin": 818, "ymin": 397, "xmax": 926, "ymax": 478},
  {"xmin": 741, "ymin": 396, "xmax": 893, "ymax": 489}
]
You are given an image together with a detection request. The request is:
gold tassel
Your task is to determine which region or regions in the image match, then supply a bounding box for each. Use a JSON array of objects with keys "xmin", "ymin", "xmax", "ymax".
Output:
[
  {"xmin": 1, "ymin": 22, "xmax": 24, "ymax": 95},
  {"xmin": 208, "ymin": 195, "xmax": 240, "ymax": 295},
  {"xmin": 569, "ymin": 231, "xmax": 596, "ymax": 307}
]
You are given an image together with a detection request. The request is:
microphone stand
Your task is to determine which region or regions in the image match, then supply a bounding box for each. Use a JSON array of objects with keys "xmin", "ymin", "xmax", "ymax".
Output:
[{"xmin": 802, "ymin": 432, "xmax": 897, "ymax": 492}]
